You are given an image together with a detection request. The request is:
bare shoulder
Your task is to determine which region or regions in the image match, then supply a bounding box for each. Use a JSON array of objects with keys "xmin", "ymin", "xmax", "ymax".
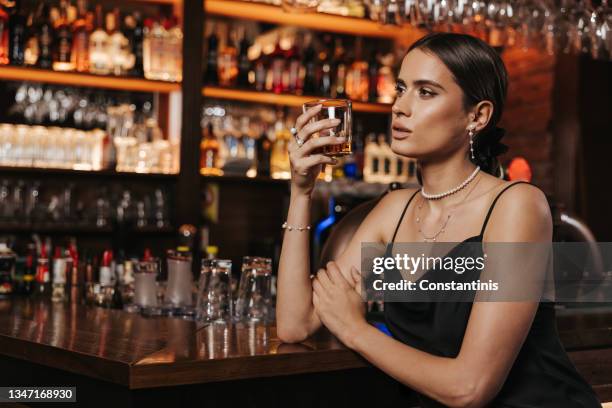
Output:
[
  {"xmin": 484, "ymin": 182, "xmax": 552, "ymax": 242},
  {"xmin": 366, "ymin": 187, "xmax": 420, "ymax": 241}
]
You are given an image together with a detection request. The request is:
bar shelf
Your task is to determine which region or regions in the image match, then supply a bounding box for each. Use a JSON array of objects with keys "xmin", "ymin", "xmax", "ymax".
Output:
[
  {"xmin": 202, "ymin": 86, "xmax": 392, "ymax": 113},
  {"xmin": 204, "ymin": 0, "xmax": 424, "ymax": 40},
  {"xmin": 0, "ymin": 66, "xmax": 181, "ymax": 93}
]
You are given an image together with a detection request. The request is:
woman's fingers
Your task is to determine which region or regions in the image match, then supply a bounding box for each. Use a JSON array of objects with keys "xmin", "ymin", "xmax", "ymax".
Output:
[
  {"xmin": 292, "ymin": 135, "xmax": 345, "ymax": 160},
  {"xmin": 294, "ymin": 104, "xmax": 322, "ymax": 132},
  {"xmin": 291, "ymin": 154, "xmax": 335, "ymax": 176},
  {"xmin": 297, "ymin": 118, "xmax": 341, "ymax": 144}
]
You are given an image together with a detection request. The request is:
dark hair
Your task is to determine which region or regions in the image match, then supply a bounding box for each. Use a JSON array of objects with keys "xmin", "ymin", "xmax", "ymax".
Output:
[{"xmin": 407, "ymin": 32, "xmax": 509, "ymax": 176}]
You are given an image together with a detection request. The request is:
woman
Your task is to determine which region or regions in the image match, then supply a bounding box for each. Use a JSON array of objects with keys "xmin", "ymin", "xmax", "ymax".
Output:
[{"xmin": 276, "ymin": 32, "xmax": 600, "ymax": 407}]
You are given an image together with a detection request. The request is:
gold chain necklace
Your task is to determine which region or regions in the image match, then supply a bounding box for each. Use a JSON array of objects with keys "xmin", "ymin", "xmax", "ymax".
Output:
[{"xmin": 415, "ymin": 176, "xmax": 481, "ymax": 242}]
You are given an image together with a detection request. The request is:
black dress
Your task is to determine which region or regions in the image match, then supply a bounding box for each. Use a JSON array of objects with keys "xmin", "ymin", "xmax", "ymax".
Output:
[{"xmin": 383, "ymin": 181, "xmax": 601, "ymax": 408}]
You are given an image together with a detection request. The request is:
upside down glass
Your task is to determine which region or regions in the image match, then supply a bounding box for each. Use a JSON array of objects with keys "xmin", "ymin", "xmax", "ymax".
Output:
[
  {"xmin": 197, "ymin": 259, "xmax": 233, "ymax": 323},
  {"xmin": 234, "ymin": 257, "xmax": 273, "ymax": 323},
  {"xmin": 302, "ymin": 99, "xmax": 353, "ymax": 158}
]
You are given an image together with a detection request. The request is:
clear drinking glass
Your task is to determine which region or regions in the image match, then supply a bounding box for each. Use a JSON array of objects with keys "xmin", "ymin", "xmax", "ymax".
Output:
[
  {"xmin": 302, "ymin": 99, "xmax": 353, "ymax": 158},
  {"xmin": 234, "ymin": 257, "xmax": 273, "ymax": 323},
  {"xmin": 125, "ymin": 260, "xmax": 161, "ymax": 314},
  {"xmin": 197, "ymin": 259, "xmax": 233, "ymax": 323},
  {"xmin": 164, "ymin": 250, "xmax": 194, "ymax": 315}
]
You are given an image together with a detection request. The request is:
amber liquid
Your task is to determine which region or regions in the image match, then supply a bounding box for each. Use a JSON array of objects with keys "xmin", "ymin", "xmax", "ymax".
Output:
[{"xmin": 319, "ymin": 105, "xmax": 352, "ymax": 157}]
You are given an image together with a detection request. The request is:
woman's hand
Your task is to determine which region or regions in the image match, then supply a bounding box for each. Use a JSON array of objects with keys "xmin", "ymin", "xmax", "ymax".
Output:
[
  {"xmin": 312, "ymin": 261, "xmax": 368, "ymax": 349},
  {"xmin": 289, "ymin": 104, "xmax": 346, "ymax": 197}
]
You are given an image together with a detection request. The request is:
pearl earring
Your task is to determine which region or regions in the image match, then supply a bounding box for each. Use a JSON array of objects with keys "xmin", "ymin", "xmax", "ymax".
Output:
[{"xmin": 468, "ymin": 128, "xmax": 475, "ymax": 160}]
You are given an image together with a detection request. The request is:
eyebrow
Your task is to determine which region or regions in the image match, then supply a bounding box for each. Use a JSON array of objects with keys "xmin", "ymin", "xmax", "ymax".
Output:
[{"xmin": 397, "ymin": 78, "xmax": 446, "ymax": 92}]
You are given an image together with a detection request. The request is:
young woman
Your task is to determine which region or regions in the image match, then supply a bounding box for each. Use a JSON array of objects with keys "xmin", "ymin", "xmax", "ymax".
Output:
[{"xmin": 276, "ymin": 33, "xmax": 601, "ymax": 407}]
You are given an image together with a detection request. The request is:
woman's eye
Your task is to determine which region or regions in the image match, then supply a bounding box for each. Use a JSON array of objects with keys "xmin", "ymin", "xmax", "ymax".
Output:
[
  {"xmin": 394, "ymin": 84, "xmax": 406, "ymax": 95},
  {"xmin": 418, "ymin": 88, "xmax": 435, "ymax": 97}
]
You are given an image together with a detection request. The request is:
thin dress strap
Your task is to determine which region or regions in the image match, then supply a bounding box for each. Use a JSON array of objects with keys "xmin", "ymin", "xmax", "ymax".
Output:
[
  {"xmin": 391, "ymin": 189, "xmax": 421, "ymax": 244},
  {"xmin": 479, "ymin": 181, "xmax": 531, "ymax": 237}
]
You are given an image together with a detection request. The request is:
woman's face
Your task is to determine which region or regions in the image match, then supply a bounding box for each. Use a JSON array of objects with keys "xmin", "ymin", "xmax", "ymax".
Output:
[{"xmin": 390, "ymin": 48, "xmax": 472, "ymax": 161}]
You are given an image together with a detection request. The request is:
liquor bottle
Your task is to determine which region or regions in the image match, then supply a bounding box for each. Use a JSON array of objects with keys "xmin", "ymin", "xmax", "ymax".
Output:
[
  {"xmin": 218, "ymin": 28, "xmax": 237, "ymax": 87},
  {"xmin": 377, "ymin": 53, "xmax": 396, "ymax": 104},
  {"xmin": 51, "ymin": 247, "xmax": 67, "ymax": 302},
  {"xmin": 285, "ymin": 35, "xmax": 302, "ymax": 95},
  {"xmin": 256, "ymin": 125, "xmax": 271, "ymax": 177},
  {"xmin": 203, "ymin": 24, "xmax": 219, "ymax": 85},
  {"xmin": 88, "ymin": 5, "xmax": 109, "ymax": 74},
  {"xmin": 164, "ymin": 16, "xmax": 182, "ymax": 82},
  {"xmin": 346, "ymin": 37, "xmax": 369, "ymax": 102},
  {"xmin": 8, "ymin": 0, "xmax": 27, "ymax": 66},
  {"xmin": 302, "ymin": 33, "xmax": 317, "ymax": 95},
  {"xmin": 253, "ymin": 48, "xmax": 266, "ymax": 91},
  {"xmin": 236, "ymin": 27, "xmax": 252, "ymax": 88},
  {"xmin": 367, "ymin": 50, "xmax": 379, "ymax": 102},
  {"xmin": 53, "ymin": 0, "xmax": 74, "ymax": 71},
  {"xmin": 270, "ymin": 109, "xmax": 291, "ymax": 180},
  {"xmin": 0, "ymin": 243, "xmax": 16, "ymax": 298},
  {"xmin": 127, "ymin": 12, "xmax": 144, "ymax": 77},
  {"xmin": 332, "ymin": 38, "xmax": 347, "ymax": 98},
  {"xmin": 36, "ymin": 3, "xmax": 54, "ymax": 69},
  {"xmin": 0, "ymin": 4, "xmax": 8, "ymax": 65},
  {"xmin": 378, "ymin": 133, "xmax": 393, "ymax": 183},
  {"xmin": 363, "ymin": 133, "xmax": 380, "ymax": 183},
  {"xmin": 107, "ymin": 8, "xmax": 134, "ymax": 76},
  {"xmin": 318, "ymin": 34, "xmax": 333, "ymax": 97},
  {"xmin": 71, "ymin": 0, "xmax": 91, "ymax": 72},
  {"xmin": 68, "ymin": 244, "xmax": 81, "ymax": 304},
  {"xmin": 269, "ymin": 38, "xmax": 285, "ymax": 94},
  {"xmin": 200, "ymin": 123, "xmax": 223, "ymax": 176},
  {"xmin": 24, "ymin": 11, "xmax": 38, "ymax": 66},
  {"xmin": 34, "ymin": 243, "xmax": 50, "ymax": 298}
]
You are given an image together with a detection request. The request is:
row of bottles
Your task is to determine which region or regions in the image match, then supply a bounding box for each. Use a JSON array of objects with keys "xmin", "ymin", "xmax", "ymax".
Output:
[
  {"xmin": 200, "ymin": 103, "xmax": 417, "ymax": 184},
  {"xmin": 0, "ymin": 0, "xmax": 182, "ymax": 82},
  {"xmin": 204, "ymin": 23, "xmax": 396, "ymax": 103},
  {"xmin": 363, "ymin": 133, "xmax": 418, "ymax": 184}
]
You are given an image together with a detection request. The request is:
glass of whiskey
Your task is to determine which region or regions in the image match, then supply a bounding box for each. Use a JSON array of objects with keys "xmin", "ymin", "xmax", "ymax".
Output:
[{"xmin": 302, "ymin": 99, "xmax": 353, "ymax": 158}]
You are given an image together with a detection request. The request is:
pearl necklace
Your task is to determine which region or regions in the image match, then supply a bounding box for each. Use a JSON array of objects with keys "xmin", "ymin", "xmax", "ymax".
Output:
[{"xmin": 420, "ymin": 166, "xmax": 480, "ymax": 200}]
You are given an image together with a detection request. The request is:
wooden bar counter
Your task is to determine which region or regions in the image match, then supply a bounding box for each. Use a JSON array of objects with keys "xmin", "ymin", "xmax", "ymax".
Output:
[{"xmin": 1, "ymin": 298, "xmax": 612, "ymax": 407}]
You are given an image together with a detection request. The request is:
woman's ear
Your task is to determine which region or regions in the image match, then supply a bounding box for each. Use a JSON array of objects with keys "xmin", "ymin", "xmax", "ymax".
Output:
[{"xmin": 469, "ymin": 101, "xmax": 494, "ymax": 133}]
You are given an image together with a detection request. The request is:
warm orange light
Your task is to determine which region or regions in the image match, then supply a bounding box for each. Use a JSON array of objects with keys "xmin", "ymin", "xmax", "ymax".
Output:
[{"xmin": 507, "ymin": 157, "xmax": 532, "ymax": 182}]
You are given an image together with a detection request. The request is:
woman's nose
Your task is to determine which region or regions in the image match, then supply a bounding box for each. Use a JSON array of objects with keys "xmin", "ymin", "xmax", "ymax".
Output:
[{"xmin": 392, "ymin": 96, "xmax": 411, "ymax": 117}]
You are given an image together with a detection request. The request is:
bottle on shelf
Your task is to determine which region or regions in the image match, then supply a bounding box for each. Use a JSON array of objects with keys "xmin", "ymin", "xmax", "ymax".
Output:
[
  {"xmin": 203, "ymin": 23, "xmax": 219, "ymax": 86},
  {"xmin": 346, "ymin": 37, "xmax": 369, "ymax": 102},
  {"xmin": 23, "ymin": 11, "xmax": 38, "ymax": 66},
  {"xmin": 53, "ymin": 0, "xmax": 75, "ymax": 72},
  {"xmin": 302, "ymin": 32, "xmax": 317, "ymax": 95},
  {"xmin": 88, "ymin": 4, "xmax": 110, "ymax": 75},
  {"xmin": 318, "ymin": 34, "xmax": 333, "ymax": 97},
  {"xmin": 332, "ymin": 37, "xmax": 347, "ymax": 99},
  {"xmin": 0, "ymin": 243, "xmax": 16, "ymax": 298},
  {"xmin": 164, "ymin": 16, "xmax": 182, "ymax": 82},
  {"xmin": 200, "ymin": 122, "xmax": 223, "ymax": 176},
  {"xmin": 367, "ymin": 50, "xmax": 379, "ymax": 103},
  {"xmin": 218, "ymin": 26, "xmax": 237, "ymax": 87},
  {"xmin": 285, "ymin": 33, "xmax": 302, "ymax": 95},
  {"xmin": 125, "ymin": 11, "xmax": 144, "ymax": 77},
  {"xmin": 363, "ymin": 133, "xmax": 380, "ymax": 183},
  {"xmin": 269, "ymin": 35, "xmax": 285, "ymax": 94},
  {"xmin": 34, "ymin": 242, "xmax": 50, "ymax": 298},
  {"xmin": 236, "ymin": 26, "xmax": 252, "ymax": 89},
  {"xmin": 377, "ymin": 133, "xmax": 394, "ymax": 183},
  {"xmin": 107, "ymin": 8, "xmax": 134, "ymax": 76},
  {"xmin": 71, "ymin": 0, "xmax": 91, "ymax": 73},
  {"xmin": 36, "ymin": 3, "xmax": 54, "ymax": 69},
  {"xmin": 270, "ymin": 109, "xmax": 292, "ymax": 180},
  {"xmin": 51, "ymin": 246, "xmax": 67, "ymax": 302},
  {"xmin": 8, "ymin": 0, "xmax": 27, "ymax": 66},
  {"xmin": 0, "ymin": 5, "xmax": 8, "ymax": 65},
  {"xmin": 377, "ymin": 53, "xmax": 396, "ymax": 103}
]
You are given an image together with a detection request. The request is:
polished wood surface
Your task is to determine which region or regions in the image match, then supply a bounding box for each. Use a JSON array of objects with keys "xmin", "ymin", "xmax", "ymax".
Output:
[
  {"xmin": 1, "ymin": 297, "xmax": 612, "ymax": 399},
  {"xmin": 0, "ymin": 298, "xmax": 365, "ymax": 389}
]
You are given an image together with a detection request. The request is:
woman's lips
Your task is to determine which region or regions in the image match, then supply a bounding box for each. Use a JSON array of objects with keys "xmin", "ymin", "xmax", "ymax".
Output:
[{"xmin": 392, "ymin": 128, "xmax": 412, "ymax": 140}]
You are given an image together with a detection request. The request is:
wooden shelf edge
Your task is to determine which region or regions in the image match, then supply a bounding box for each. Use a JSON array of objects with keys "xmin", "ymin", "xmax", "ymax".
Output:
[
  {"xmin": 0, "ymin": 166, "xmax": 179, "ymax": 179},
  {"xmin": 0, "ymin": 66, "xmax": 181, "ymax": 93},
  {"xmin": 204, "ymin": 0, "xmax": 423, "ymax": 40},
  {"xmin": 202, "ymin": 86, "xmax": 392, "ymax": 113}
]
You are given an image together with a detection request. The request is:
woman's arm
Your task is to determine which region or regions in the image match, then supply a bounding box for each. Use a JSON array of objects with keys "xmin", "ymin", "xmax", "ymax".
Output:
[
  {"xmin": 321, "ymin": 184, "xmax": 553, "ymax": 408},
  {"xmin": 278, "ymin": 187, "xmax": 412, "ymax": 343}
]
